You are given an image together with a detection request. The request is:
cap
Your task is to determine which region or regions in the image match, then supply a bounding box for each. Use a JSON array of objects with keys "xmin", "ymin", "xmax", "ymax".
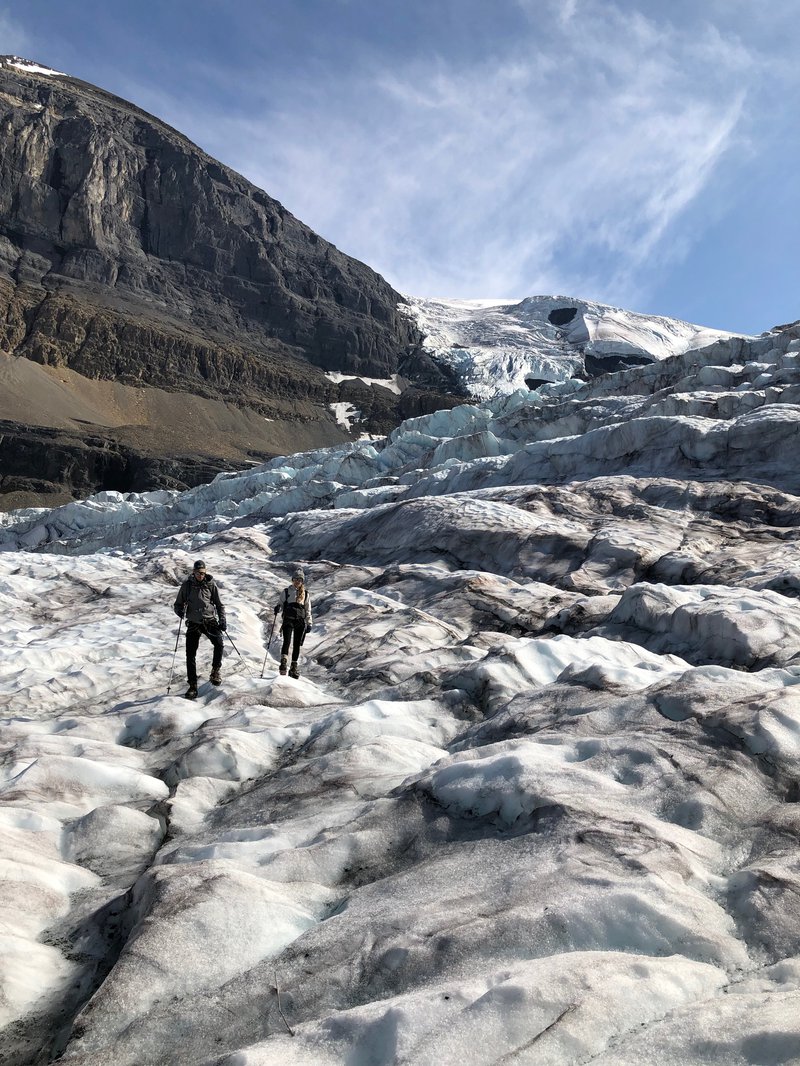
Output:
[
  {"xmin": 193, "ymin": 560, "xmax": 206, "ymax": 571},
  {"xmin": 292, "ymin": 569, "xmax": 305, "ymax": 582}
]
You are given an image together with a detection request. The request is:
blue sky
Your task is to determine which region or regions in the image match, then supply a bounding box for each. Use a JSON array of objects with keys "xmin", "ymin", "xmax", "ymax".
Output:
[{"xmin": 2, "ymin": 0, "xmax": 798, "ymax": 333}]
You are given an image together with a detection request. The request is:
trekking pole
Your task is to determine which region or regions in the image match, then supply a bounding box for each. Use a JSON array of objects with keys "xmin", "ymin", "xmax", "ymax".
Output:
[
  {"xmin": 260, "ymin": 614, "xmax": 278, "ymax": 678},
  {"xmin": 224, "ymin": 630, "xmax": 253, "ymax": 677},
  {"xmin": 167, "ymin": 613, "xmax": 184, "ymax": 694}
]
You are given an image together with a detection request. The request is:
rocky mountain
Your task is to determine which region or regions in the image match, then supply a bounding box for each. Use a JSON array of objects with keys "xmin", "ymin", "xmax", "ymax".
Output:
[{"xmin": 0, "ymin": 57, "xmax": 457, "ymax": 508}]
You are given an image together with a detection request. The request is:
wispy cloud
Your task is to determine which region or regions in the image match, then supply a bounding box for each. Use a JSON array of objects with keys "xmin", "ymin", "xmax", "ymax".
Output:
[
  {"xmin": 231, "ymin": 3, "xmax": 756, "ymax": 305},
  {"xmin": 95, "ymin": 1, "xmax": 781, "ymax": 308},
  {"xmin": 0, "ymin": 7, "xmax": 31, "ymax": 55}
]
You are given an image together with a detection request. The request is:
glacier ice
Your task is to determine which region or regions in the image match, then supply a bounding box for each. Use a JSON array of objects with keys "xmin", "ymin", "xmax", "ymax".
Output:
[{"xmin": 2, "ymin": 323, "xmax": 800, "ymax": 1063}]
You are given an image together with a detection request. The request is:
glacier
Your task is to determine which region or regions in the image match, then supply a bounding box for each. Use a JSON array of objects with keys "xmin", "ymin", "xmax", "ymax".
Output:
[
  {"xmin": 402, "ymin": 295, "xmax": 744, "ymax": 399},
  {"xmin": 1, "ymin": 322, "xmax": 800, "ymax": 1064}
]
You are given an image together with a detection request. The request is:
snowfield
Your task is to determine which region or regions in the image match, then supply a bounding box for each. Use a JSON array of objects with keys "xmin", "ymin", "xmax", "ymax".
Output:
[{"xmin": 2, "ymin": 322, "xmax": 800, "ymax": 1064}]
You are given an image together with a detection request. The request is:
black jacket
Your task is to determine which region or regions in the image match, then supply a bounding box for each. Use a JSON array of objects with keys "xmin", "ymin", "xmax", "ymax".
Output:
[
  {"xmin": 275, "ymin": 586, "xmax": 312, "ymax": 626},
  {"xmin": 174, "ymin": 574, "xmax": 226, "ymax": 626}
]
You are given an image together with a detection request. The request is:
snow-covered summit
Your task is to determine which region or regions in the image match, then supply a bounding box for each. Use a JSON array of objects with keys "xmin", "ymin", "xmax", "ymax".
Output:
[
  {"xmin": 402, "ymin": 294, "xmax": 744, "ymax": 399},
  {"xmin": 0, "ymin": 55, "xmax": 65, "ymax": 77}
]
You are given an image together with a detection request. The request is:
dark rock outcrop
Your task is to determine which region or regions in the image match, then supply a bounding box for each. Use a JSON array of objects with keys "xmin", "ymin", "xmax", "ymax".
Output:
[
  {"xmin": 0, "ymin": 57, "xmax": 462, "ymax": 506},
  {"xmin": 0, "ymin": 420, "xmax": 239, "ymax": 500}
]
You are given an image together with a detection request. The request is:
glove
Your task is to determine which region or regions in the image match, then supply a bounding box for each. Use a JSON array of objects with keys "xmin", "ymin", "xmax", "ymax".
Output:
[
  {"xmin": 273, "ymin": 605, "xmax": 280, "ymax": 616},
  {"xmin": 306, "ymin": 626, "xmax": 312, "ymax": 633},
  {"xmin": 218, "ymin": 618, "xmax": 227, "ymax": 631},
  {"xmin": 174, "ymin": 606, "xmax": 184, "ymax": 619}
]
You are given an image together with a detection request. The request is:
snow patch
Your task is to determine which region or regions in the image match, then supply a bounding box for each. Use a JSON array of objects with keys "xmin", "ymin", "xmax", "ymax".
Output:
[
  {"xmin": 329, "ymin": 401, "xmax": 361, "ymax": 431},
  {"xmin": 7, "ymin": 58, "xmax": 65, "ymax": 77},
  {"xmin": 325, "ymin": 372, "xmax": 404, "ymax": 395}
]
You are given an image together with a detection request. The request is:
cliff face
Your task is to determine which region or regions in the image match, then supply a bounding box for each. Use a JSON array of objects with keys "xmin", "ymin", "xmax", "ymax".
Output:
[
  {"xmin": 0, "ymin": 56, "xmax": 422, "ymax": 375},
  {"xmin": 0, "ymin": 57, "xmax": 456, "ymax": 506}
]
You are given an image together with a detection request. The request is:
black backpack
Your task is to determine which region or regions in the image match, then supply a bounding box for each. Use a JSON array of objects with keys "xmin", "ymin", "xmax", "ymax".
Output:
[{"xmin": 282, "ymin": 587, "xmax": 306, "ymax": 623}]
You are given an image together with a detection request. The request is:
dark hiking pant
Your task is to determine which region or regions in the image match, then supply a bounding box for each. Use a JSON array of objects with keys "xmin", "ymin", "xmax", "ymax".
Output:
[
  {"xmin": 186, "ymin": 621, "xmax": 224, "ymax": 686},
  {"xmin": 280, "ymin": 620, "xmax": 306, "ymax": 663}
]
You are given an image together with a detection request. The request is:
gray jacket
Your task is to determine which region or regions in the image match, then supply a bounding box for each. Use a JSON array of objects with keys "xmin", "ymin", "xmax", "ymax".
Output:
[{"xmin": 174, "ymin": 574, "xmax": 226, "ymax": 626}]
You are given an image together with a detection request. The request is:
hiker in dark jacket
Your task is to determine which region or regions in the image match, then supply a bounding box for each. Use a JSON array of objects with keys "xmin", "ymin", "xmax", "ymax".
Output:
[
  {"xmin": 274, "ymin": 569, "xmax": 312, "ymax": 679},
  {"xmin": 174, "ymin": 560, "xmax": 227, "ymax": 699}
]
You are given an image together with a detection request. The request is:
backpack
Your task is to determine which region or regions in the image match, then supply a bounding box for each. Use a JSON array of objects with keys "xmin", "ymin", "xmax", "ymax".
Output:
[{"xmin": 282, "ymin": 587, "xmax": 306, "ymax": 623}]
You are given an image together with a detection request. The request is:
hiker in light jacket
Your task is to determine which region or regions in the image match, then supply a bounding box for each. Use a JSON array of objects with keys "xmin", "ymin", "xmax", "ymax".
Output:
[
  {"xmin": 274, "ymin": 569, "xmax": 312, "ymax": 678},
  {"xmin": 174, "ymin": 560, "xmax": 226, "ymax": 699}
]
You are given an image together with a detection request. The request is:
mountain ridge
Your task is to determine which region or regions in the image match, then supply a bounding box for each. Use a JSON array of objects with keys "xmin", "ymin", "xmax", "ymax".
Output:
[
  {"xmin": 0, "ymin": 55, "xmax": 781, "ymax": 515},
  {"xmin": 0, "ymin": 55, "xmax": 458, "ymax": 507}
]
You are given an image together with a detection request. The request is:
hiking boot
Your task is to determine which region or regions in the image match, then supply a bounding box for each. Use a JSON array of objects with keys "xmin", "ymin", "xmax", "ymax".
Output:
[
  {"xmin": 184, "ymin": 685, "xmax": 198, "ymax": 700},
  {"xmin": 210, "ymin": 669, "xmax": 221, "ymax": 685},
  {"xmin": 289, "ymin": 661, "xmax": 300, "ymax": 679},
  {"xmin": 279, "ymin": 655, "xmax": 288, "ymax": 676}
]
